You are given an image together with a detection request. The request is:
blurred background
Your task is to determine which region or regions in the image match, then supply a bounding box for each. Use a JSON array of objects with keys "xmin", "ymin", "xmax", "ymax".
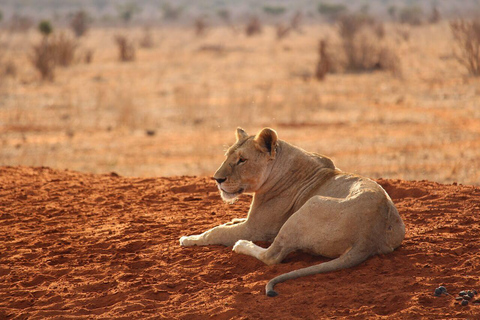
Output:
[{"xmin": 0, "ymin": 0, "xmax": 479, "ymax": 184}]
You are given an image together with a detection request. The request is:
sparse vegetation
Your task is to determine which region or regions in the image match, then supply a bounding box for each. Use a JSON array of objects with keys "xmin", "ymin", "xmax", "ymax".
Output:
[
  {"xmin": 139, "ymin": 27, "xmax": 154, "ymax": 48},
  {"xmin": 52, "ymin": 33, "xmax": 77, "ymax": 67},
  {"xmin": 161, "ymin": 3, "xmax": 183, "ymax": 21},
  {"xmin": 70, "ymin": 10, "xmax": 89, "ymax": 37},
  {"xmin": 263, "ymin": 6, "xmax": 286, "ymax": 16},
  {"xmin": 399, "ymin": 5, "xmax": 423, "ymax": 26},
  {"xmin": 450, "ymin": 20, "xmax": 480, "ymax": 76},
  {"xmin": 115, "ymin": 35, "xmax": 135, "ymax": 62},
  {"xmin": 117, "ymin": 2, "xmax": 141, "ymax": 24},
  {"xmin": 194, "ymin": 17, "xmax": 207, "ymax": 37},
  {"xmin": 245, "ymin": 16, "xmax": 262, "ymax": 36},
  {"xmin": 315, "ymin": 39, "xmax": 329, "ymax": 80},
  {"xmin": 336, "ymin": 13, "xmax": 400, "ymax": 74},
  {"xmin": 318, "ymin": 3, "xmax": 347, "ymax": 21},
  {"xmin": 30, "ymin": 38, "xmax": 56, "ymax": 81},
  {"xmin": 9, "ymin": 14, "xmax": 34, "ymax": 32}
]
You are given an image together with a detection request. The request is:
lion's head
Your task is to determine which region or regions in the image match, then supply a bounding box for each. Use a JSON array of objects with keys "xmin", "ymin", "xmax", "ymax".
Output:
[{"xmin": 213, "ymin": 127, "xmax": 278, "ymax": 203}]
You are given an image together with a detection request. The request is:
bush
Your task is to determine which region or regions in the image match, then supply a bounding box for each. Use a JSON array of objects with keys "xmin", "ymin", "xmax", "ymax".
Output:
[
  {"xmin": 318, "ymin": 3, "xmax": 347, "ymax": 21},
  {"xmin": 245, "ymin": 16, "xmax": 262, "ymax": 36},
  {"xmin": 38, "ymin": 20, "xmax": 53, "ymax": 36},
  {"xmin": 117, "ymin": 3, "xmax": 141, "ymax": 23},
  {"xmin": 52, "ymin": 33, "xmax": 77, "ymax": 67},
  {"xmin": 30, "ymin": 38, "xmax": 56, "ymax": 81},
  {"xmin": 9, "ymin": 14, "xmax": 34, "ymax": 32},
  {"xmin": 450, "ymin": 20, "xmax": 480, "ymax": 76},
  {"xmin": 70, "ymin": 10, "xmax": 89, "ymax": 37},
  {"xmin": 315, "ymin": 39, "xmax": 330, "ymax": 80},
  {"xmin": 336, "ymin": 13, "xmax": 400, "ymax": 74},
  {"xmin": 399, "ymin": 5, "xmax": 423, "ymax": 26},
  {"xmin": 161, "ymin": 3, "xmax": 183, "ymax": 21},
  {"xmin": 115, "ymin": 35, "xmax": 135, "ymax": 62},
  {"xmin": 263, "ymin": 6, "xmax": 286, "ymax": 16}
]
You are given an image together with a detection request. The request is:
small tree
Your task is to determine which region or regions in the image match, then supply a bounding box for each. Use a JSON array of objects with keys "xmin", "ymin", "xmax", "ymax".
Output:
[
  {"xmin": 450, "ymin": 20, "xmax": 480, "ymax": 76},
  {"xmin": 38, "ymin": 20, "xmax": 53, "ymax": 36}
]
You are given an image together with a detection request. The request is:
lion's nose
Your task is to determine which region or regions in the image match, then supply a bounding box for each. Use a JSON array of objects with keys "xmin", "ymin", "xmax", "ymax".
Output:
[{"xmin": 213, "ymin": 177, "xmax": 226, "ymax": 184}]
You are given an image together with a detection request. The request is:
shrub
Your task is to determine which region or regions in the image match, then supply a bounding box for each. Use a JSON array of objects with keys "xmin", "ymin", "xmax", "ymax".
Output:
[
  {"xmin": 194, "ymin": 17, "xmax": 207, "ymax": 37},
  {"xmin": 9, "ymin": 14, "xmax": 34, "ymax": 32},
  {"xmin": 161, "ymin": 3, "xmax": 183, "ymax": 21},
  {"xmin": 315, "ymin": 39, "xmax": 330, "ymax": 80},
  {"xmin": 245, "ymin": 16, "xmax": 262, "ymax": 36},
  {"xmin": 450, "ymin": 20, "xmax": 480, "ymax": 76},
  {"xmin": 263, "ymin": 6, "xmax": 286, "ymax": 16},
  {"xmin": 38, "ymin": 20, "xmax": 53, "ymax": 36},
  {"xmin": 117, "ymin": 2, "xmax": 141, "ymax": 23},
  {"xmin": 115, "ymin": 35, "xmax": 135, "ymax": 62},
  {"xmin": 318, "ymin": 3, "xmax": 347, "ymax": 21},
  {"xmin": 399, "ymin": 5, "xmax": 423, "ymax": 26},
  {"xmin": 70, "ymin": 10, "xmax": 89, "ymax": 37},
  {"xmin": 52, "ymin": 33, "xmax": 77, "ymax": 67},
  {"xmin": 30, "ymin": 38, "xmax": 56, "ymax": 81},
  {"xmin": 139, "ymin": 27, "xmax": 154, "ymax": 48},
  {"xmin": 336, "ymin": 13, "xmax": 401, "ymax": 74}
]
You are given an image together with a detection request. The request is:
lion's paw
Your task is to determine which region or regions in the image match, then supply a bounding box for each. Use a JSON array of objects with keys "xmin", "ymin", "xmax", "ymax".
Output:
[
  {"xmin": 232, "ymin": 239, "xmax": 254, "ymax": 255},
  {"xmin": 179, "ymin": 235, "xmax": 198, "ymax": 247}
]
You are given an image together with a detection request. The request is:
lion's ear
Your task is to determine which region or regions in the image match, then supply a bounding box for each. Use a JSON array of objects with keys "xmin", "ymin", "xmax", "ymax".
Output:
[
  {"xmin": 236, "ymin": 127, "xmax": 249, "ymax": 142},
  {"xmin": 254, "ymin": 128, "xmax": 278, "ymax": 158}
]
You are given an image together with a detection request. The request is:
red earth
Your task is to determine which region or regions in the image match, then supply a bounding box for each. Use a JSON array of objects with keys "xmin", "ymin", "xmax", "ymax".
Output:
[{"xmin": 1, "ymin": 166, "xmax": 480, "ymax": 319}]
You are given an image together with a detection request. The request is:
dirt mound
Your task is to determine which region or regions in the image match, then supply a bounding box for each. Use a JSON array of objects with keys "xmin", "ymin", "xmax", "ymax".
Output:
[{"xmin": 1, "ymin": 167, "xmax": 480, "ymax": 319}]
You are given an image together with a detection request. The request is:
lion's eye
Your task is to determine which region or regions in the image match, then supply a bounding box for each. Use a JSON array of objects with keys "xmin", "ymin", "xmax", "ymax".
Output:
[{"xmin": 237, "ymin": 157, "xmax": 247, "ymax": 165}]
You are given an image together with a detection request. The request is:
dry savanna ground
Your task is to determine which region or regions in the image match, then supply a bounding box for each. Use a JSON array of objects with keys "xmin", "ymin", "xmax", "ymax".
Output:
[{"xmin": 0, "ymin": 22, "xmax": 479, "ymax": 184}]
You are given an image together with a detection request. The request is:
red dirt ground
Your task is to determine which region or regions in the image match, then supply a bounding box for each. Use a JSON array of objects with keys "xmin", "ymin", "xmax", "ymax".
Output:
[{"xmin": 1, "ymin": 166, "xmax": 480, "ymax": 319}]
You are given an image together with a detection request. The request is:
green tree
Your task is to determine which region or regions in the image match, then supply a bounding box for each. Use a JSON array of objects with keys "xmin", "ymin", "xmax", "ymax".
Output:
[{"xmin": 38, "ymin": 20, "xmax": 53, "ymax": 36}]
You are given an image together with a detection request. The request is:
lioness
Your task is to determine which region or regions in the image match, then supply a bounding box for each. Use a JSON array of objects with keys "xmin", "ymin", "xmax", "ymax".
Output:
[{"xmin": 180, "ymin": 127, "xmax": 405, "ymax": 296}]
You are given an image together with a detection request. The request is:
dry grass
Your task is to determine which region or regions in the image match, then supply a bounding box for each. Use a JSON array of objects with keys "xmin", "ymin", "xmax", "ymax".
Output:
[{"xmin": 1, "ymin": 23, "xmax": 480, "ymax": 184}]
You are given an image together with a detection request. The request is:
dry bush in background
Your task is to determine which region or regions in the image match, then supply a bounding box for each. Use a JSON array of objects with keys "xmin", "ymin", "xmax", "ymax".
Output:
[
  {"xmin": 245, "ymin": 16, "xmax": 262, "ymax": 36},
  {"xmin": 315, "ymin": 39, "xmax": 329, "ymax": 80},
  {"xmin": 115, "ymin": 35, "xmax": 135, "ymax": 62},
  {"xmin": 8, "ymin": 14, "xmax": 34, "ymax": 32},
  {"xmin": 450, "ymin": 20, "xmax": 480, "ymax": 76},
  {"xmin": 30, "ymin": 38, "xmax": 56, "ymax": 81},
  {"xmin": 337, "ymin": 14, "xmax": 401, "ymax": 74},
  {"xmin": 139, "ymin": 27, "xmax": 154, "ymax": 48},
  {"xmin": 194, "ymin": 17, "xmax": 207, "ymax": 37},
  {"xmin": 399, "ymin": 5, "xmax": 423, "ymax": 26},
  {"xmin": 52, "ymin": 33, "xmax": 77, "ymax": 67},
  {"xmin": 276, "ymin": 24, "xmax": 291, "ymax": 40},
  {"xmin": 70, "ymin": 10, "xmax": 89, "ymax": 37}
]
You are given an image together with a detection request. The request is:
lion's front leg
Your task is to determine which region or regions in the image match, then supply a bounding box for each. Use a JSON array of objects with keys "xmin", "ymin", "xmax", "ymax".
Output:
[{"xmin": 179, "ymin": 220, "xmax": 254, "ymax": 247}]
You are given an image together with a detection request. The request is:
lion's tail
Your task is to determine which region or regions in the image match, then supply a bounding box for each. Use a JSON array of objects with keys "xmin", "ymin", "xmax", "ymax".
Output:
[{"xmin": 265, "ymin": 245, "xmax": 371, "ymax": 297}]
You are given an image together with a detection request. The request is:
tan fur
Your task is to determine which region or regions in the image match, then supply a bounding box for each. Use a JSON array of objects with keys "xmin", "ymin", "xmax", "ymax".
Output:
[{"xmin": 180, "ymin": 127, "xmax": 405, "ymax": 296}]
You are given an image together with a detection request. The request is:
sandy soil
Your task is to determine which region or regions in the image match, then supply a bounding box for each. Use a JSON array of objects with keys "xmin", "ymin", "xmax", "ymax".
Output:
[{"xmin": 1, "ymin": 166, "xmax": 480, "ymax": 319}]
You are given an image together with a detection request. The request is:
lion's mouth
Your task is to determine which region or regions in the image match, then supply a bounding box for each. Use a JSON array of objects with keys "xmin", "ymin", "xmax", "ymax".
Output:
[{"xmin": 220, "ymin": 187, "xmax": 244, "ymax": 196}]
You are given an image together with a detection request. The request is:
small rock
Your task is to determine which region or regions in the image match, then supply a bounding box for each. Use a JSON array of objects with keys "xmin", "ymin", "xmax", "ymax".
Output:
[
  {"xmin": 473, "ymin": 290, "xmax": 478, "ymax": 295},
  {"xmin": 463, "ymin": 295, "xmax": 471, "ymax": 301},
  {"xmin": 467, "ymin": 291, "xmax": 475, "ymax": 298},
  {"xmin": 461, "ymin": 300, "xmax": 468, "ymax": 306},
  {"xmin": 459, "ymin": 291, "xmax": 467, "ymax": 296},
  {"xmin": 455, "ymin": 296, "xmax": 464, "ymax": 301}
]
